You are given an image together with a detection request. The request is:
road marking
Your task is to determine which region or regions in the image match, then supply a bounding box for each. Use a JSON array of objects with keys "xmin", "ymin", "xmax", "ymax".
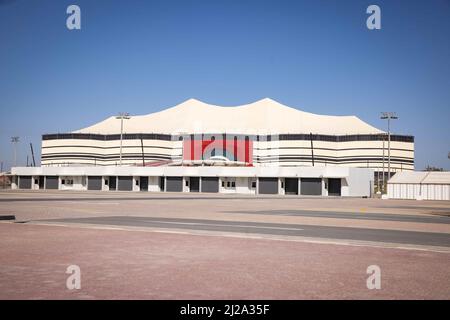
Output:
[
  {"xmin": 21, "ymin": 221, "xmax": 450, "ymax": 254},
  {"xmin": 86, "ymin": 218, "xmax": 305, "ymax": 232}
]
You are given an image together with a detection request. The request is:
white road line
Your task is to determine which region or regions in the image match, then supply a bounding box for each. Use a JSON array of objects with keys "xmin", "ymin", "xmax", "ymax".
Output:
[{"xmin": 89, "ymin": 219, "xmax": 304, "ymax": 232}]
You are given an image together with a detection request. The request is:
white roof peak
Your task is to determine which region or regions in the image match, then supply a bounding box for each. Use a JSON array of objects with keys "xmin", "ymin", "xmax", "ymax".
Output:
[{"xmin": 74, "ymin": 98, "xmax": 384, "ymax": 135}]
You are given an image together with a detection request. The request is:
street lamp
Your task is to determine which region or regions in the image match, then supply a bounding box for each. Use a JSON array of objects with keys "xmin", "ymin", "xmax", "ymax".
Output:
[
  {"xmin": 115, "ymin": 113, "xmax": 130, "ymax": 166},
  {"xmin": 380, "ymin": 112, "xmax": 398, "ymax": 183},
  {"xmin": 11, "ymin": 136, "xmax": 20, "ymax": 167}
]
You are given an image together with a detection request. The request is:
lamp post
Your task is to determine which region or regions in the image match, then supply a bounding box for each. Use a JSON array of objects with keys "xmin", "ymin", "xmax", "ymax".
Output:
[
  {"xmin": 11, "ymin": 136, "xmax": 20, "ymax": 167},
  {"xmin": 380, "ymin": 112, "xmax": 398, "ymax": 183},
  {"xmin": 116, "ymin": 113, "xmax": 130, "ymax": 166}
]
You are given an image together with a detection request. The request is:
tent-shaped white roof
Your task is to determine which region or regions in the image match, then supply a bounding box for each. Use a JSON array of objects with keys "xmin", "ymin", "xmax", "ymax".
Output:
[{"xmin": 74, "ymin": 98, "xmax": 384, "ymax": 135}]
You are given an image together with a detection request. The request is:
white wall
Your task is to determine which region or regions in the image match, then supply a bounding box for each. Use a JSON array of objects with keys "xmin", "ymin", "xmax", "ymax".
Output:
[
  {"xmin": 235, "ymin": 177, "xmax": 255, "ymax": 194},
  {"xmin": 345, "ymin": 168, "xmax": 373, "ymax": 197},
  {"xmin": 388, "ymin": 183, "xmax": 450, "ymax": 200},
  {"xmin": 59, "ymin": 176, "xmax": 87, "ymax": 191}
]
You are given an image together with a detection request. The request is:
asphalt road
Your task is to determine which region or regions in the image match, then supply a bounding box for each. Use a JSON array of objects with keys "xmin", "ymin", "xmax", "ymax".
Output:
[
  {"xmin": 39, "ymin": 216, "xmax": 450, "ymax": 247},
  {"xmin": 226, "ymin": 210, "xmax": 450, "ymax": 224}
]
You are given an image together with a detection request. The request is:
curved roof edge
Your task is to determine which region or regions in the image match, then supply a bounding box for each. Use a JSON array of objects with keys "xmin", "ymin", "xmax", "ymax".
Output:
[{"xmin": 74, "ymin": 98, "xmax": 385, "ymax": 135}]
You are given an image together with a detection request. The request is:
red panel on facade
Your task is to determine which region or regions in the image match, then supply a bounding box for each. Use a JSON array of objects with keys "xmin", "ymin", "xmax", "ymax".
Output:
[{"xmin": 183, "ymin": 138, "xmax": 252, "ymax": 164}]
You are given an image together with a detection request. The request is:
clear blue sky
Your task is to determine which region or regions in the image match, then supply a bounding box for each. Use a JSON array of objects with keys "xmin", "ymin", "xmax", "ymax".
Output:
[{"xmin": 0, "ymin": 0, "xmax": 449, "ymax": 171}]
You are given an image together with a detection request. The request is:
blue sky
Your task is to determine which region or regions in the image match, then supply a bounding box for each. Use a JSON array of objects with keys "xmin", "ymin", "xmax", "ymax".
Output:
[{"xmin": 0, "ymin": 0, "xmax": 449, "ymax": 170}]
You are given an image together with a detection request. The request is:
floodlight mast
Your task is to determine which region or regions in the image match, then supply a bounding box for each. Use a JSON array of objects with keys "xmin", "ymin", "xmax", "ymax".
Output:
[
  {"xmin": 115, "ymin": 113, "xmax": 131, "ymax": 166},
  {"xmin": 11, "ymin": 136, "xmax": 20, "ymax": 167},
  {"xmin": 380, "ymin": 112, "xmax": 398, "ymax": 185}
]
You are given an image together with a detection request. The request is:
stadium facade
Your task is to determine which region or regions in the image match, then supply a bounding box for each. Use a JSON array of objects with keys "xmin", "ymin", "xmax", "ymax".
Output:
[{"xmin": 11, "ymin": 98, "xmax": 414, "ymax": 196}]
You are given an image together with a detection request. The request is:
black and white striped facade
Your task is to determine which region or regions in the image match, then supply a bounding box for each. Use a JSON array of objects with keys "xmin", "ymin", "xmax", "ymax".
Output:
[{"xmin": 42, "ymin": 132, "xmax": 414, "ymax": 170}]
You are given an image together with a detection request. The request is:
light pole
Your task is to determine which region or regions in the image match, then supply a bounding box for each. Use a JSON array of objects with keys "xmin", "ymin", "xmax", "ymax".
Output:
[
  {"xmin": 116, "ymin": 113, "xmax": 130, "ymax": 166},
  {"xmin": 380, "ymin": 112, "xmax": 398, "ymax": 183},
  {"xmin": 11, "ymin": 136, "xmax": 20, "ymax": 167},
  {"xmin": 381, "ymin": 133, "xmax": 386, "ymax": 192}
]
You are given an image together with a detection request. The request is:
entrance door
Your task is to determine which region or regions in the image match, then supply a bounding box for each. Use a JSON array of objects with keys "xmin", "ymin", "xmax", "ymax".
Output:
[
  {"xmin": 140, "ymin": 177, "xmax": 148, "ymax": 191},
  {"xmin": 190, "ymin": 177, "xmax": 200, "ymax": 192},
  {"xmin": 284, "ymin": 178, "xmax": 299, "ymax": 195},
  {"xmin": 159, "ymin": 177, "xmax": 165, "ymax": 192},
  {"xmin": 38, "ymin": 176, "xmax": 45, "ymax": 189},
  {"xmin": 328, "ymin": 178, "xmax": 341, "ymax": 196},
  {"xmin": 109, "ymin": 176, "xmax": 117, "ymax": 191}
]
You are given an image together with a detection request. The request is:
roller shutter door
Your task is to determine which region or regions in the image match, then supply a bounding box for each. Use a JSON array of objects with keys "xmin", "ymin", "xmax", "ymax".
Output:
[
  {"xmin": 301, "ymin": 178, "xmax": 322, "ymax": 195},
  {"xmin": 88, "ymin": 176, "xmax": 102, "ymax": 190},
  {"xmin": 259, "ymin": 178, "xmax": 279, "ymax": 194},
  {"xmin": 201, "ymin": 177, "xmax": 219, "ymax": 193},
  {"xmin": 166, "ymin": 177, "xmax": 183, "ymax": 192},
  {"xmin": 118, "ymin": 177, "xmax": 133, "ymax": 191},
  {"xmin": 19, "ymin": 176, "xmax": 32, "ymax": 189},
  {"xmin": 45, "ymin": 176, "xmax": 59, "ymax": 189}
]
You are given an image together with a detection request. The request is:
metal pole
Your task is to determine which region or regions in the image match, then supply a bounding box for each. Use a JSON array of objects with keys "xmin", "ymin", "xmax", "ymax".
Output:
[
  {"xmin": 11, "ymin": 137, "xmax": 19, "ymax": 167},
  {"xmin": 116, "ymin": 112, "xmax": 130, "ymax": 167},
  {"xmin": 30, "ymin": 143, "xmax": 36, "ymax": 167},
  {"xmin": 380, "ymin": 112, "xmax": 397, "ymax": 189},
  {"xmin": 119, "ymin": 117, "xmax": 124, "ymax": 166},
  {"xmin": 388, "ymin": 117, "xmax": 391, "ymax": 182},
  {"xmin": 310, "ymin": 133, "xmax": 315, "ymax": 167},
  {"xmin": 382, "ymin": 135, "xmax": 385, "ymax": 192},
  {"xmin": 14, "ymin": 143, "xmax": 17, "ymax": 166},
  {"xmin": 140, "ymin": 137, "xmax": 145, "ymax": 166},
  {"xmin": 377, "ymin": 166, "xmax": 380, "ymax": 193}
]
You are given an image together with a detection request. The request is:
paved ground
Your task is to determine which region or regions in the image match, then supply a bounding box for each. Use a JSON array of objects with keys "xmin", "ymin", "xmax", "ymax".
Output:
[{"xmin": 0, "ymin": 190, "xmax": 449, "ymax": 299}]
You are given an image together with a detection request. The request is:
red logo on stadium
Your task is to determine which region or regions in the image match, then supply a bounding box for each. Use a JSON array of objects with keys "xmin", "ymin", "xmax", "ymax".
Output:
[{"xmin": 183, "ymin": 135, "xmax": 253, "ymax": 165}]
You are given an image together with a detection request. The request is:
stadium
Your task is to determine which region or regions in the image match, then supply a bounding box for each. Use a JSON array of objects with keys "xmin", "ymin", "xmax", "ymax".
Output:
[{"xmin": 11, "ymin": 98, "xmax": 414, "ymax": 196}]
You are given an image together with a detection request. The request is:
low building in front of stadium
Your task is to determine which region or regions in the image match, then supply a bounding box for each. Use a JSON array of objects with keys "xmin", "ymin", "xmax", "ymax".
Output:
[
  {"xmin": 387, "ymin": 171, "xmax": 450, "ymax": 201},
  {"xmin": 11, "ymin": 98, "xmax": 414, "ymax": 197}
]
